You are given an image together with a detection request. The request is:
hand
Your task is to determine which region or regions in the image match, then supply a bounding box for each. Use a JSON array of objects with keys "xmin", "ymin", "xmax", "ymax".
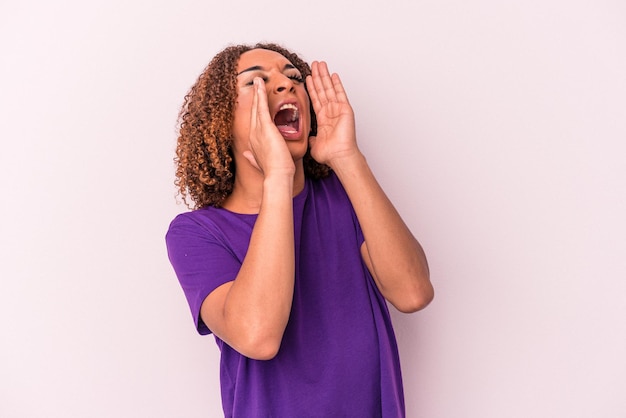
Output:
[
  {"xmin": 243, "ymin": 78, "xmax": 295, "ymax": 176},
  {"xmin": 306, "ymin": 61, "xmax": 360, "ymax": 167}
]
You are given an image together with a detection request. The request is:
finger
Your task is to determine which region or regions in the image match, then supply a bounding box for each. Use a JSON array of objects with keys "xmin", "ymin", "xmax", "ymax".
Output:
[
  {"xmin": 309, "ymin": 61, "xmax": 330, "ymax": 104},
  {"xmin": 307, "ymin": 61, "xmax": 328, "ymax": 113},
  {"xmin": 254, "ymin": 77, "xmax": 273, "ymax": 126},
  {"xmin": 250, "ymin": 77, "xmax": 260, "ymax": 135},
  {"xmin": 306, "ymin": 73, "xmax": 321, "ymax": 113},
  {"xmin": 316, "ymin": 61, "xmax": 338, "ymax": 103},
  {"xmin": 330, "ymin": 72, "xmax": 350, "ymax": 105}
]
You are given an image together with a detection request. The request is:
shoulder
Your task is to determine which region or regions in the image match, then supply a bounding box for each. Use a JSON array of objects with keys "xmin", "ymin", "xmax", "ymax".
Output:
[
  {"xmin": 165, "ymin": 210, "xmax": 216, "ymax": 256},
  {"xmin": 307, "ymin": 171, "xmax": 351, "ymax": 206},
  {"xmin": 166, "ymin": 207, "xmax": 219, "ymax": 237},
  {"xmin": 303, "ymin": 172, "xmax": 358, "ymax": 232},
  {"xmin": 308, "ymin": 171, "xmax": 345, "ymax": 194},
  {"xmin": 166, "ymin": 206, "xmax": 256, "ymax": 253},
  {"xmin": 168, "ymin": 206, "xmax": 255, "ymax": 231}
]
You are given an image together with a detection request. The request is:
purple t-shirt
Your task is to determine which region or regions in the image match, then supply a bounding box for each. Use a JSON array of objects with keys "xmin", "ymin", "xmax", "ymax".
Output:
[{"xmin": 166, "ymin": 173, "xmax": 405, "ymax": 417}]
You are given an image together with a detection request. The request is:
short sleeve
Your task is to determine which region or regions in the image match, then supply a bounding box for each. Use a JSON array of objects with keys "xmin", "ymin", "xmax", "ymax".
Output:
[{"xmin": 165, "ymin": 212, "xmax": 245, "ymax": 335}]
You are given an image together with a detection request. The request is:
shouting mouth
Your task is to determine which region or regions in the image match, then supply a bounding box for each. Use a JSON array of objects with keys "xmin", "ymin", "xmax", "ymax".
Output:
[{"xmin": 274, "ymin": 103, "xmax": 300, "ymax": 138}]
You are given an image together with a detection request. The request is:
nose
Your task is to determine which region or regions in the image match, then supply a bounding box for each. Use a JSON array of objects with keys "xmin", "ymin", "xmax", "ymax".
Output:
[{"xmin": 272, "ymin": 74, "xmax": 295, "ymax": 94}]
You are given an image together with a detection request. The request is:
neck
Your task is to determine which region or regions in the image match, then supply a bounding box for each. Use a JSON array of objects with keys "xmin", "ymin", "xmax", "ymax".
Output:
[{"xmin": 222, "ymin": 161, "xmax": 305, "ymax": 214}]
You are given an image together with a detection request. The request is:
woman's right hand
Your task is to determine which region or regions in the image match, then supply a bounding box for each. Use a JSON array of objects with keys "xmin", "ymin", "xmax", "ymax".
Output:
[{"xmin": 243, "ymin": 77, "xmax": 296, "ymax": 177}]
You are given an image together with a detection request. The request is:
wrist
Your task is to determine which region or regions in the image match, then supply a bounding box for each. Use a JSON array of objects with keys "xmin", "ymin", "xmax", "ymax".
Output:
[
  {"xmin": 263, "ymin": 171, "xmax": 294, "ymax": 190},
  {"xmin": 327, "ymin": 150, "xmax": 367, "ymax": 174}
]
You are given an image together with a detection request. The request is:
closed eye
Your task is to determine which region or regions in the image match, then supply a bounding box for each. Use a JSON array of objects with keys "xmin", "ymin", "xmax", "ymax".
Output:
[
  {"xmin": 241, "ymin": 73, "xmax": 302, "ymax": 86},
  {"xmin": 244, "ymin": 76, "xmax": 268, "ymax": 86}
]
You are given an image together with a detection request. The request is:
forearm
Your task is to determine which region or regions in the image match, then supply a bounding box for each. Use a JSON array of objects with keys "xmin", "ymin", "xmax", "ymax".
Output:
[{"xmin": 330, "ymin": 153, "xmax": 433, "ymax": 312}]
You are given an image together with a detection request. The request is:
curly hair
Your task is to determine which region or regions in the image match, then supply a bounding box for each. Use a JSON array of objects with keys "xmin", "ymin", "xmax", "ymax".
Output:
[{"xmin": 174, "ymin": 42, "xmax": 330, "ymax": 209}]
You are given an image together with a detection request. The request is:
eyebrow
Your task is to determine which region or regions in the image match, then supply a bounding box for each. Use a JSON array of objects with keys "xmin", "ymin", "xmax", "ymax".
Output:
[{"xmin": 237, "ymin": 63, "xmax": 297, "ymax": 76}]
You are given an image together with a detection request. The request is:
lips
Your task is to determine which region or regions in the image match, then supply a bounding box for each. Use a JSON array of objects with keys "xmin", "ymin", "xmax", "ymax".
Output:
[{"xmin": 273, "ymin": 103, "xmax": 300, "ymax": 138}]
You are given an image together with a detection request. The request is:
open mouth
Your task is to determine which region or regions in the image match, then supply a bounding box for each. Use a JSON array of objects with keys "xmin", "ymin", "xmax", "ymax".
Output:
[{"xmin": 274, "ymin": 103, "xmax": 300, "ymax": 136}]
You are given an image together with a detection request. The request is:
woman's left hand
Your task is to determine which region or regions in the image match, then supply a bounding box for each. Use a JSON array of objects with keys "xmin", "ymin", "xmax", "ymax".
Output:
[{"xmin": 306, "ymin": 61, "xmax": 360, "ymax": 167}]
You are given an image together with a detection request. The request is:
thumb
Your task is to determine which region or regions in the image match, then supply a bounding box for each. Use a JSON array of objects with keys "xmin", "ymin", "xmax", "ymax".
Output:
[{"xmin": 242, "ymin": 150, "xmax": 262, "ymax": 172}]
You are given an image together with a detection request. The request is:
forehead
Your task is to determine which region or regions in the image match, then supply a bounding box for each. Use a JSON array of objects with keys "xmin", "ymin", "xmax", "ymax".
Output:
[{"xmin": 236, "ymin": 48, "xmax": 294, "ymax": 72}]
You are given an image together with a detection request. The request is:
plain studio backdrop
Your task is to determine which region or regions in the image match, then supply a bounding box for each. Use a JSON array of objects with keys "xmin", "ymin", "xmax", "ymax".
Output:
[{"xmin": 1, "ymin": 1, "xmax": 625, "ymax": 417}]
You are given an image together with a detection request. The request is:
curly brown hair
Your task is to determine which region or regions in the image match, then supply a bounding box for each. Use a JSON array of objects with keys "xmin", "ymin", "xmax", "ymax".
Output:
[{"xmin": 174, "ymin": 42, "xmax": 330, "ymax": 209}]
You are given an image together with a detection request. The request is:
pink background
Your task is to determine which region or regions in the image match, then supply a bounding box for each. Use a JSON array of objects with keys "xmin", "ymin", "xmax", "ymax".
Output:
[{"xmin": 1, "ymin": 1, "xmax": 625, "ymax": 417}]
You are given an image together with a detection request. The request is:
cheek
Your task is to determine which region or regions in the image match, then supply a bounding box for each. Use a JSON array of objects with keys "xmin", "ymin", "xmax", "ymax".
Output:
[
  {"xmin": 231, "ymin": 93, "xmax": 253, "ymax": 141},
  {"xmin": 233, "ymin": 90, "xmax": 254, "ymax": 117},
  {"xmin": 234, "ymin": 89, "xmax": 251, "ymax": 110}
]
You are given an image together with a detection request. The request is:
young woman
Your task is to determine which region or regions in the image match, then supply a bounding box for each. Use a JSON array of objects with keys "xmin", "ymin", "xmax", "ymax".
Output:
[{"xmin": 166, "ymin": 42, "xmax": 433, "ymax": 417}]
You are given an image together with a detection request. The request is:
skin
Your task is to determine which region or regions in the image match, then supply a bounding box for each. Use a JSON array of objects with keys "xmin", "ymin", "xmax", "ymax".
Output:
[{"xmin": 200, "ymin": 49, "xmax": 434, "ymax": 360}]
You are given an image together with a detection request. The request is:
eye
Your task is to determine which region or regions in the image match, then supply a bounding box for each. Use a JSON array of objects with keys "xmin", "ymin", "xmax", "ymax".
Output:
[{"xmin": 288, "ymin": 74, "xmax": 304, "ymax": 83}]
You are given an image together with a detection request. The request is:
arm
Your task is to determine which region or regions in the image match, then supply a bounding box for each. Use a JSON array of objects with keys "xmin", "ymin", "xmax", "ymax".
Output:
[
  {"xmin": 200, "ymin": 175, "xmax": 294, "ymax": 359},
  {"xmin": 306, "ymin": 62, "xmax": 433, "ymax": 312},
  {"xmin": 201, "ymin": 78, "xmax": 296, "ymax": 359},
  {"xmin": 333, "ymin": 155, "xmax": 433, "ymax": 312}
]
